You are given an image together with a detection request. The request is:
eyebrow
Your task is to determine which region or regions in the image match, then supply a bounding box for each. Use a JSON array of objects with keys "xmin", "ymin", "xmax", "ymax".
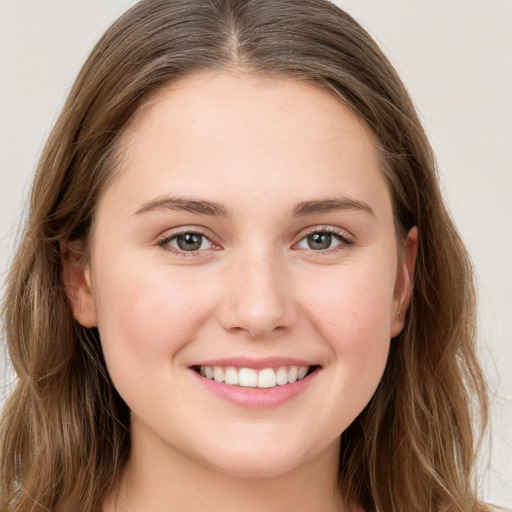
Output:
[
  {"xmin": 134, "ymin": 196, "xmax": 230, "ymax": 217},
  {"xmin": 134, "ymin": 195, "xmax": 374, "ymax": 218},
  {"xmin": 291, "ymin": 197, "xmax": 375, "ymax": 217}
]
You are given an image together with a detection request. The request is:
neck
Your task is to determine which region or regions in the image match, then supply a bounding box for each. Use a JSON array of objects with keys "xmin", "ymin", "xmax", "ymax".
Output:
[{"xmin": 103, "ymin": 422, "xmax": 348, "ymax": 512}]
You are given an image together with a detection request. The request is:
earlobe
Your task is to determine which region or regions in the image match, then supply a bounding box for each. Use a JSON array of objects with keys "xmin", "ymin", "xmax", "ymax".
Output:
[
  {"xmin": 390, "ymin": 226, "xmax": 418, "ymax": 338},
  {"xmin": 61, "ymin": 241, "xmax": 97, "ymax": 328}
]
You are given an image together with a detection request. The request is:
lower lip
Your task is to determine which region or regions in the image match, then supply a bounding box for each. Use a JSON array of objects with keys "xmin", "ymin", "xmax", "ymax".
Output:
[{"xmin": 190, "ymin": 368, "xmax": 320, "ymax": 408}]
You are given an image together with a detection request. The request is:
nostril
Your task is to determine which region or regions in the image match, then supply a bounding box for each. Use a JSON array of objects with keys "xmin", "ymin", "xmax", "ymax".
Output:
[{"xmin": 227, "ymin": 324, "xmax": 289, "ymax": 338}]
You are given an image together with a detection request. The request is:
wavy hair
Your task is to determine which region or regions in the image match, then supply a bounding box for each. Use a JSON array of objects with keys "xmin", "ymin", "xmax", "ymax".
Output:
[{"xmin": 1, "ymin": 1, "xmax": 489, "ymax": 511}]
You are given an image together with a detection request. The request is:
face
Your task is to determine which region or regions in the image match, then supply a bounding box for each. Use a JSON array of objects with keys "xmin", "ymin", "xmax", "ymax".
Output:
[{"xmin": 66, "ymin": 72, "xmax": 416, "ymax": 478}]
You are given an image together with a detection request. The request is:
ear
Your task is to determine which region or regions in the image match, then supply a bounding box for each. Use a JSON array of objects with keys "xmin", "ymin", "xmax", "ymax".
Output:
[
  {"xmin": 61, "ymin": 241, "xmax": 97, "ymax": 328},
  {"xmin": 390, "ymin": 226, "xmax": 418, "ymax": 338}
]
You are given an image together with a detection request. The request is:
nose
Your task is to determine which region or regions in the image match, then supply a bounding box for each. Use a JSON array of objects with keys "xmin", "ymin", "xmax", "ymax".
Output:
[{"xmin": 217, "ymin": 249, "xmax": 299, "ymax": 339}]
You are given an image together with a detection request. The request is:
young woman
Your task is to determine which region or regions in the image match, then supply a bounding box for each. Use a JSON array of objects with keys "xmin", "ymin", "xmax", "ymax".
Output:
[{"xmin": 0, "ymin": 1, "xmax": 492, "ymax": 511}]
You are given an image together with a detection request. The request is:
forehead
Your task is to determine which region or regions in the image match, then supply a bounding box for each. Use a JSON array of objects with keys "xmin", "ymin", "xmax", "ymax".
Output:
[
  {"xmin": 103, "ymin": 71, "xmax": 392, "ymax": 222},
  {"xmin": 124, "ymin": 71, "xmax": 374, "ymax": 154}
]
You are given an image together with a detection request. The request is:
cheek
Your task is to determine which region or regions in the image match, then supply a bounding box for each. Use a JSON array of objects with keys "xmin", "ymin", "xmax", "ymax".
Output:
[
  {"xmin": 302, "ymin": 260, "xmax": 396, "ymax": 344},
  {"xmin": 298, "ymin": 262, "xmax": 395, "ymax": 405},
  {"xmin": 91, "ymin": 253, "xmax": 213, "ymax": 380}
]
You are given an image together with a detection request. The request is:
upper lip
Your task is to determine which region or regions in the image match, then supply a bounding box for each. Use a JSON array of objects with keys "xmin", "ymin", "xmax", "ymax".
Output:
[{"xmin": 191, "ymin": 356, "xmax": 318, "ymax": 370}]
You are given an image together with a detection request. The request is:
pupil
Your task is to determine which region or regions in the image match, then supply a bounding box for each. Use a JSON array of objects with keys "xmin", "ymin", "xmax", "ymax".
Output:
[
  {"xmin": 308, "ymin": 232, "xmax": 332, "ymax": 250},
  {"xmin": 177, "ymin": 233, "xmax": 202, "ymax": 251}
]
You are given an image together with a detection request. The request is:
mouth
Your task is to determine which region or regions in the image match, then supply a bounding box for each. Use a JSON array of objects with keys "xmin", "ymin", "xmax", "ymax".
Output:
[{"xmin": 192, "ymin": 364, "xmax": 321, "ymax": 389}]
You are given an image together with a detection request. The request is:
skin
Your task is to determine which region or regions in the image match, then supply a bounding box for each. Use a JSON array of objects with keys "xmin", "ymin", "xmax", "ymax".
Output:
[{"xmin": 63, "ymin": 71, "xmax": 417, "ymax": 512}]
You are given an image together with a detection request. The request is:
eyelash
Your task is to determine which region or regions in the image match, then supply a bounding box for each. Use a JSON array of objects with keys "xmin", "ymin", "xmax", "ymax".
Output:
[
  {"xmin": 295, "ymin": 227, "xmax": 354, "ymax": 255},
  {"xmin": 156, "ymin": 227, "xmax": 354, "ymax": 257},
  {"xmin": 157, "ymin": 228, "xmax": 216, "ymax": 257}
]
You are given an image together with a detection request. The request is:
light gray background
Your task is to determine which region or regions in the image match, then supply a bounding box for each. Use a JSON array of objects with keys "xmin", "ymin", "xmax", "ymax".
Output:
[{"xmin": 0, "ymin": 0, "xmax": 510, "ymax": 506}]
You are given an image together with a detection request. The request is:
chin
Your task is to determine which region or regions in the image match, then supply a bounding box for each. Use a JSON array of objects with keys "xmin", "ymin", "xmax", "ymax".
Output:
[
  {"xmin": 206, "ymin": 453, "xmax": 306, "ymax": 479},
  {"xmin": 193, "ymin": 435, "xmax": 327, "ymax": 479}
]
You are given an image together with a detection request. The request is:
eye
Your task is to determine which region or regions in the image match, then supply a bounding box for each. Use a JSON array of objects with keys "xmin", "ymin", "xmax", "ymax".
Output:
[
  {"xmin": 295, "ymin": 229, "xmax": 351, "ymax": 251},
  {"xmin": 159, "ymin": 231, "xmax": 215, "ymax": 253}
]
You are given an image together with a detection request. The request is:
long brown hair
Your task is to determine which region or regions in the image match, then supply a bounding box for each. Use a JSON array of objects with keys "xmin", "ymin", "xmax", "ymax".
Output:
[{"xmin": 1, "ymin": 1, "xmax": 490, "ymax": 510}]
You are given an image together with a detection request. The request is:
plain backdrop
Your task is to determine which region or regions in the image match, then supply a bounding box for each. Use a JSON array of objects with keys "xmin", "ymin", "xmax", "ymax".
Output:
[{"xmin": 0, "ymin": 0, "xmax": 510, "ymax": 506}]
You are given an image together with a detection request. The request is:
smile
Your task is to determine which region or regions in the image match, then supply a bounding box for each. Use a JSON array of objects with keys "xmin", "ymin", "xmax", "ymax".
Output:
[
  {"xmin": 190, "ymin": 358, "xmax": 321, "ymax": 408},
  {"xmin": 197, "ymin": 365, "xmax": 314, "ymax": 388}
]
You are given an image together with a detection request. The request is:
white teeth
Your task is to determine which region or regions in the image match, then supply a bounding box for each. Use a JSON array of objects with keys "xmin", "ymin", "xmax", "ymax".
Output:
[
  {"xmin": 257, "ymin": 368, "xmax": 276, "ymax": 388},
  {"xmin": 287, "ymin": 366, "xmax": 298, "ymax": 383},
  {"xmin": 238, "ymin": 368, "xmax": 258, "ymax": 387},
  {"xmin": 276, "ymin": 367, "xmax": 288, "ymax": 385},
  {"xmin": 224, "ymin": 366, "xmax": 238, "ymax": 385},
  {"xmin": 198, "ymin": 365, "xmax": 313, "ymax": 388},
  {"xmin": 298, "ymin": 366, "xmax": 309, "ymax": 380},
  {"xmin": 213, "ymin": 366, "xmax": 224, "ymax": 382}
]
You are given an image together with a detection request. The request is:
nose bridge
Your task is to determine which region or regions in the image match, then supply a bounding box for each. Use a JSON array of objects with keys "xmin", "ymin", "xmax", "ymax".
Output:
[{"xmin": 219, "ymin": 244, "xmax": 298, "ymax": 338}]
